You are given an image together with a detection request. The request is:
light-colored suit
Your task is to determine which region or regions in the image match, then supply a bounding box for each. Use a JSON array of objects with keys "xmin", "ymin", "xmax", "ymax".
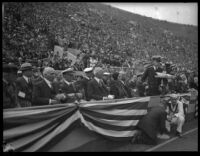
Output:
[{"xmin": 165, "ymin": 100, "xmax": 185, "ymax": 133}]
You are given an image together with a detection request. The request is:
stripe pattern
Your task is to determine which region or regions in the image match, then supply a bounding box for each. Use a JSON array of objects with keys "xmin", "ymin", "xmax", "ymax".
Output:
[
  {"xmin": 78, "ymin": 97, "xmax": 150, "ymax": 140},
  {"xmin": 3, "ymin": 94, "xmax": 194, "ymax": 152},
  {"xmin": 3, "ymin": 104, "xmax": 79, "ymax": 152}
]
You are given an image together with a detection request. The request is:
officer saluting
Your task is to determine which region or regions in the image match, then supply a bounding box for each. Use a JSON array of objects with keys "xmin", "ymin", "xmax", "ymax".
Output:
[{"xmin": 3, "ymin": 63, "xmax": 20, "ymax": 109}]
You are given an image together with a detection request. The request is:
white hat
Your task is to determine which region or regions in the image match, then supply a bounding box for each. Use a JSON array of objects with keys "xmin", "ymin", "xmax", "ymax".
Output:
[
  {"xmin": 17, "ymin": 70, "xmax": 22, "ymax": 74},
  {"xmin": 84, "ymin": 67, "xmax": 93, "ymax": 73},
  {"xmin": 103, "ymin": 72, "xmax": 110, "ymax": 76},
  {"xmin": 62, "ymin": 68, "xmax": 74, "ymax": 74},
  {"xmin": 170, "ymin": 94, "xmax": 178, "ymax": 99},
  {"xmin": 43, "ymin": 67, "xmax": 56, "ymax": 76}
]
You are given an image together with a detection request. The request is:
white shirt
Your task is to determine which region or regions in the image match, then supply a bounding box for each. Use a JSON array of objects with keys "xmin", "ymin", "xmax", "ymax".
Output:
[
  {"xmin": 43, "ymin": 77, "xmax": 52, "ymax": 89},
  {"xmin": 166, "ymin": 100, "xmax": 185, "ymax": 118},
  {"xmin": 43, "ymin": 77, "xmax": 53, "ymax": 105},
  {"xmin": 94, "ymin": 77, "xmax": 100, "ymax": 84},
  {"xmin": 120, "ymin": 80, "xmax": 125, "ymax": 85},
  {"xmin": 64, "ymin": 79, "xmax": 71, "ymax": 85},
  {"xmin": 23, "ymin": 75, "xmax": 29, "ymax": 84}
]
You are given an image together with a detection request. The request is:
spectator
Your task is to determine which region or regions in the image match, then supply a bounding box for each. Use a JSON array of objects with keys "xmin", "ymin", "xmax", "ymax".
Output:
[
  {"xmin": 87, "ymin": 67, "xmax": 109, "ymax": 100},
  {"xmin": 16, "ymin": 63, "xmax": 33, "ymax": 107},
  {"xmin": 165, "ymin": 94, "xmax": 186, "ymax": 137},
  {"xmin": 32, "ymin": 67, "xmax": 60, "ymax": 105},
  {"xmin": 3, "ymin": 63, "xmax": 19, "ymax": 109}
]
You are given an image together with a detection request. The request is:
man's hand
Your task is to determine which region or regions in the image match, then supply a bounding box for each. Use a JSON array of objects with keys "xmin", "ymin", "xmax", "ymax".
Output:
[
  {"xmin": 55, "ymin": 93, "xmax": 66, "ymax": 101},
  {"xmin": 75, "ymin": 93, "xmax": 83, "ymax": 99},
  {"xmin": 50, "ymin": 99, "xmax": 60, "ymax": 105}
]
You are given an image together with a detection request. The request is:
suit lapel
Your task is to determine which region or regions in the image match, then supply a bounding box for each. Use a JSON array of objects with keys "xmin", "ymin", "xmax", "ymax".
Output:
[{"xmin": 22, "ymin": 77, "xmax": 29, "ymax": 90}]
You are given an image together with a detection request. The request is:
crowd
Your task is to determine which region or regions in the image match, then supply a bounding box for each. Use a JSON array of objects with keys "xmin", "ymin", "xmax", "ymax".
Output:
[
  {"xmin": 3, "ymin": 2, "xmax": 198, "ymax": 71},
  {"xmin": 3, "ymin": 2, "xmax": 198, "ymax": 150}
]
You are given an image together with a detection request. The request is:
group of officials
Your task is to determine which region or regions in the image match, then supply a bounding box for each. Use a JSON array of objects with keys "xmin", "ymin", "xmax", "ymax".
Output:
[{"xmin": 3, "ymin": 55, "xmax": 198, "ymax": 147}]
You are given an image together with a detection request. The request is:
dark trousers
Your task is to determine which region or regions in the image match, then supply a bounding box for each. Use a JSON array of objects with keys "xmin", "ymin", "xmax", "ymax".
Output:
[{"xmin": 148, "ymin": 86, "xmax": 160, "ymax": 96}]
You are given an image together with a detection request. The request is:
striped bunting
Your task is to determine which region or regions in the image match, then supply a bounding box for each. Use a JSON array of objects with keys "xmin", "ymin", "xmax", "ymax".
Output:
[
  {"xmin": 78, "ymin": 97, "xmax": 149, "ymax": 140},
  {"xmin": 4, "ymin": 94, "xmax": 195, "ymax": 151}
]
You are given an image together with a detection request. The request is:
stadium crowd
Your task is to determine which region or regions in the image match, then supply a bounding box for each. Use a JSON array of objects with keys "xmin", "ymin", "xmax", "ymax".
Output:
[{"xmin": 3, "ymin": 2, "xmax": 198, "ymax": 150}]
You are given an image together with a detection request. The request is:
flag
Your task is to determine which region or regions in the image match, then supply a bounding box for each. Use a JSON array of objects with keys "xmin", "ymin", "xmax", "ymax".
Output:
[
  {"xmin": 4, "ymin": 94, "xmax": 194, "ymax": 152},
  {"xmin": 78, "ymin": 97, "xmax": 150, "ymax": 141}
]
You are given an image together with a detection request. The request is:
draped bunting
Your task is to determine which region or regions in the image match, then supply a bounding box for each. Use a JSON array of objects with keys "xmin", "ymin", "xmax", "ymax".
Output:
[{"xmin": 3, "ymin": 94, "xmax": 195, "ymax": 152}]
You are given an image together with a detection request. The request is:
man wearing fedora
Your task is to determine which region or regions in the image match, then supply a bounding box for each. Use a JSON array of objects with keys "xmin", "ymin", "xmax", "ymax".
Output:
[{"xmin": 16, "ymin": 63, "xmax": 33, "ymax": 107}]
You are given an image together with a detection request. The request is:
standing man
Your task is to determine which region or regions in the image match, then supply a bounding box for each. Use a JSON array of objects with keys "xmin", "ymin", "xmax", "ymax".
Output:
[
  {"xmin": 59, "ymin": 68, "xmax": 83, "ymax": 103},
  {"xmin": 141, "ymin": 56, "xmax": 163, "ymax": 96},
  {"xmin": 3, "ymin": 63, "xmax": 19, "ymax": 109},
  {"xmin": 118, "ymin": 71, "xmax": 132, "ymax": 98},
  {"xmin": 32, "ymin": 67, "xmax": 60, "ymax": 106},
  {"xmin": 16, "ymin": 63, "xmax": 33, "ymax": 107},
  {"xmin": 78, "ymin": 67, "xmax": 94, "ymax": 101},
  {"xmin": 87, "ymin": 67, "xmax": 109, "ymax": 101}
]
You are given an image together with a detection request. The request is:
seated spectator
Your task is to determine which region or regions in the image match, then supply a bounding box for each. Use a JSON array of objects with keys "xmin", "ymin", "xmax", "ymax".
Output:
[
  {"xmin": 165, "ymin": 94, "xmax": 186, "ymax": 137},
  {"xmin": 32, "ymin": 67, "xmax": 60, "ymax": 105},
  {"xmin": 16, "ymin": 63, "xmax": 33, "ymax": 107},
  {"xmin": 87, "ymin": 67, "xmax": 109, "ymax": 101},
  {"xmin": 76, "ymin": 67, "xmax": 93, "ymax": 101}
]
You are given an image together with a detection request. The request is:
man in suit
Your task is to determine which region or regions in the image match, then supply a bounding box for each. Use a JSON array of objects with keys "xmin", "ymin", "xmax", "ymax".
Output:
[
  {"xmin": 110, "ymin": 72, "xmax": 130, "ymax": 99},
  {"xmin": 118, "ymin": 71, "xmax": 132, "ymax": 98},
  {"xmin": 3, "ymin": 63, "xmax": 20, "ymax": 109},
  {"xmin": 76, "ymin": 67, "xmax": 94, "ymax": 101},
  {"xmin": 59, "ymin": 68, "xmax": 83, "ymax": 103},
  {"xmin": 32, "ymin": 67, "xmax": 60, "ymax": 106},
  {"xmin": 16, "ymin": 63, "xmax": 33, "ymax": 107},
  {"xmin": 141, "ymin": 56, "xmax": 163, "ymax": 96},
  {"xmin": 87, "ymin": 67, "xmax": 109, "ymax": 101}
]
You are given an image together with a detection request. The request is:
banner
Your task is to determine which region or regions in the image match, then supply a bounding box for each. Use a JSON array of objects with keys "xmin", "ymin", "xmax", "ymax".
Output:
[{"xmin": 3, "ymin": 93, "xmax": 195, "ymax": 152}]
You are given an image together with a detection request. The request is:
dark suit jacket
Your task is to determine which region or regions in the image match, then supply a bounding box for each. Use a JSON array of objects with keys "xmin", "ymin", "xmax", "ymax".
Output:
[
  {"xmin": 32, "ymin": 79, "xmax": 57, "ymax": 106},
  {"xmin": 16, "ymin": 77, "xmax": 33, "ymax": 105},
  {"xmin": 141, "ymin": 66, "xmax": 163, "ymax": 95},
  {"xmin": 137, "ymin": 107, "xmax": 167, "ymax": 142},
  {"xmin": 87, "ymin": 78, "xmax": 109, "ymax": 100},
  {"xmin": 77, "ymin": 77, "xmax": 90, "ymax": 101},
  {"xmin": 110, "ymin": 80, "xmax": 130, "ymax": 99},
  {"xmin": 59, "ymin": 80, "xmax": 77, "ymax": 94}
]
